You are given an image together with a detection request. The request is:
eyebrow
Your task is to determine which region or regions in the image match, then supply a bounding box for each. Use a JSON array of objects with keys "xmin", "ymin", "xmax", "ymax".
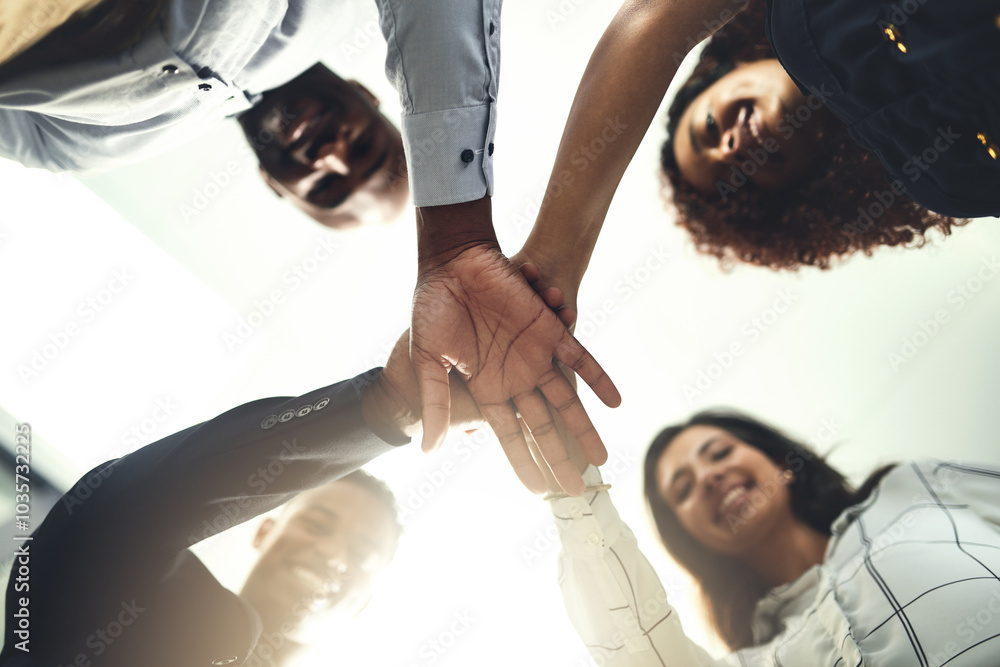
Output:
[
  {"xmin": 667, "ymin": 436, "xmax": 721, "ymax": 490},
  {"xmin": 688, "ymin": 117, "xmax": 703, "ymax": 156}
]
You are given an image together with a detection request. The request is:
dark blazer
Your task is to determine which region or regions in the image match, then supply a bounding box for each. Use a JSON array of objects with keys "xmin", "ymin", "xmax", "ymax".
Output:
[
  {"xmin": 0, "ymin": 369, "xmax": 404, "ymax": 667},
  {"xmin": 767, "ymin": 0, "xmax": 1000, "ymax": 218}
]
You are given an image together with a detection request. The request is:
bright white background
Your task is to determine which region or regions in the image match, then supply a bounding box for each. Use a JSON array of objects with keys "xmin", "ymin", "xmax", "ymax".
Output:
[{"xmin": 1, "ymin": 1, "xmax": 999, "ymax": 665}]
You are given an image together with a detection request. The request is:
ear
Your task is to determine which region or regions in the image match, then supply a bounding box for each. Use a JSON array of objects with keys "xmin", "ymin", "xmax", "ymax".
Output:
[
  {"xmin": 253, "ymin": 517, "xmax": 276, "ymax": 549},
  {"xmin": 259, "ymin": 167, "xmax": 285, "ymax": 198},
  {"xmin": 348, "ymin": 80, "xmax": 379, "ymax": 108}
]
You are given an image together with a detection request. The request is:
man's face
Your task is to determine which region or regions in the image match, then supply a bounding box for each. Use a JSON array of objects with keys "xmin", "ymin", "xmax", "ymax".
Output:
[
  {"xmin": 239, "ymin": 65, "xmax": 409, "ymax": 228},
  {"xmin": 240, "ymin": 480, "xmax": 398, "ymax": 638}
]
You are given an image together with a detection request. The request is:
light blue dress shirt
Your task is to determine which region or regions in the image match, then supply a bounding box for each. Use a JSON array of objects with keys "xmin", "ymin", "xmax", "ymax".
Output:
[
  {"xmin": 375, "ymin": 0, "xmax": 501, "ymax": 207},
  {"xmin": 0, "ymin": 0, "xmax": 351, "ymax": 172}
]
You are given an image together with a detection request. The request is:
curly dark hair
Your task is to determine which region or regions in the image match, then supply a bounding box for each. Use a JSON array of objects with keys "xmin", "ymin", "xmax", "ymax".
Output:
[
  {"xmin": 642, "ymin": 410, "xmax": 895, "ymax": 650},
  {"xmin": 660, "ymin": 1, "xmax": 965, "ymax": 270}
]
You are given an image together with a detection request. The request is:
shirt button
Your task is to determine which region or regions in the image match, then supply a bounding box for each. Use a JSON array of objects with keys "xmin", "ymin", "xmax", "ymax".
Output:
[
  {"xmin": 586, "ymin": 533, "xmax": 601, "ymax": 546},
  {"xmin": 162, "ymin": 64, "xmax": 178, "ymax": 74},
  {"xmin": 211, "ymin": 657, "xmax": 238, "ymax": 666},
  {"xmin": 460, "ymin": 149, "xmax": 475, "ymax": 163},
  {"xmin": 198, "ymin": 83, "xmax": 213, "ymax": 92},
  {"xmin": 488, "ymin": 142, "xmax": 494, "ymax": 156},
  {"xmin": 489, "ymin": 21, "xmax": 495, "ymax": 35}
]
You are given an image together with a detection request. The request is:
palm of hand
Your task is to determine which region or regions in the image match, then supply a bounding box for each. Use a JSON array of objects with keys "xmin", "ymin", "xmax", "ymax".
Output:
[{"xmin": 411, "ymin": 245, "xmax": 618, "ymax": 493}]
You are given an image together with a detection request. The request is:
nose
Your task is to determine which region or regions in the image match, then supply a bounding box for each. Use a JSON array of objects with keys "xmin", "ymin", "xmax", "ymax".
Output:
[
  {"xmin": 312, "ymin": 135, "xmax": 352, "ymax": 176},
  {"xmin": 717, "ymin": 126, "xmax": 742, "ymax": 165},
  {"xmin": 701, "ymin": 465, "xmax": 725, "ymax": 494}
]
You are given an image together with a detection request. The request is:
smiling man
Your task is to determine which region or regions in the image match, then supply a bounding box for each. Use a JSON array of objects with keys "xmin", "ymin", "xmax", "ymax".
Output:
[
  {"xmin": 0, "ymin": 0, "xmax": 409, "ymax": 228},
  {"xmin": 0, "ymin": 333, "xmax": 479, "ymax": 667},
  {"xmin": 237, "ymin": 65, "xmax": 409, "ymax": 228}
]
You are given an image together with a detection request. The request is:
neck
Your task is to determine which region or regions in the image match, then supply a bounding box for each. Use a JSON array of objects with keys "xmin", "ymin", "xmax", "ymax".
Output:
[{"xmin": 744, "ymin": 519, "xmax": 830, "ymax": 589}]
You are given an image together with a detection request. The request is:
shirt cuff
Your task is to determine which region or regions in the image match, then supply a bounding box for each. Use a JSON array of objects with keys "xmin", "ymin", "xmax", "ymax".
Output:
[
  {"xmin": 402, "ymin": 103, "xmax": 495, "ymax": 207},
  {"xmin": 549, "ymin": 465, "xmax": 623, "ymax": 560}
]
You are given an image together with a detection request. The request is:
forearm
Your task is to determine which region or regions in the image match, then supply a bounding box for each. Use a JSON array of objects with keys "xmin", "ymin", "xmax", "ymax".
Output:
[{"xmin": 523, "ymin": 0, "xmax": 743, "ymax": 293}]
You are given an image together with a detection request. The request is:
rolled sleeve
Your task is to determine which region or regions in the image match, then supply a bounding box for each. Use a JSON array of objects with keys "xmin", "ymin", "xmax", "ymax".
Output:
[
  {"xmin": 550, "ymin": 466, "xmax": 724, "ymax": 667},
  {"xmin": 376, "ymin": 0, "xmax": 500, "ymax": 206}
]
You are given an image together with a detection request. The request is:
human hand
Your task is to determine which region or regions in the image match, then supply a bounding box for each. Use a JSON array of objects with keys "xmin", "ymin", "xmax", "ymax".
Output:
[
  {"xmin": 509, "ymin": 249, "xmax": 579, "ymax": 331},
  {"xmin": 362, "ymin": 330, "xmax": 483, "ymax": 444},
  {"xmin": 411, "ymin": 241, "xmax": 620, "ymax": 495}
]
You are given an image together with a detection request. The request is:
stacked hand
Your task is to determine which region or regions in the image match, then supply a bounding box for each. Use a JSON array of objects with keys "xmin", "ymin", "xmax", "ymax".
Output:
[{"xmin": 410, "ymin": 242, "xmax": 619, "ymax": 495}]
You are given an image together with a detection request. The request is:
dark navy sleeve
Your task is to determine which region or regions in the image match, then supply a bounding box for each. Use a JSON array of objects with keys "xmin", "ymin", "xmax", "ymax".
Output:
[{"xmin": 3, "ymin": 368, "xmax": 406, "ymax": 662}]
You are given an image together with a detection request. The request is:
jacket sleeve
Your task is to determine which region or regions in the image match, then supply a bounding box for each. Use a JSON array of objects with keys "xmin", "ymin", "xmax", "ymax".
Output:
[
  {"xmin": 551, "ymin": 466, "xmax": 736, "ymax": 667},
  {"xmin": 45, "ymin": 368, "xmax": 405, "ymax": 570},
  {"xmin": 374, "ymin": 0, "xmax": 500, "ymax": 207}
]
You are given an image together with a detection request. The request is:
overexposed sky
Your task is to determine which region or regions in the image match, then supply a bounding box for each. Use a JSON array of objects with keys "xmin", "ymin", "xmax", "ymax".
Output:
[{"xmin": 1, "ymin": 1, "xmax": 999, "ymax": 665}]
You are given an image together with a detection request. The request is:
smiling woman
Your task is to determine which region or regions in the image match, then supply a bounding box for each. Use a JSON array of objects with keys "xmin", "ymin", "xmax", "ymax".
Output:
[
  {"xmin": 659, "ymin": 1, "xmax": 965, "ymax": 270},
  {"xmin": 548, "ymin": 410, "xmax": 1000, "ymax": 666}
]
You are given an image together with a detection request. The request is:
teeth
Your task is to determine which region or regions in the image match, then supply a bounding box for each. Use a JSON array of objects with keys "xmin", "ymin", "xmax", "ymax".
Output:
[
  {"xmin": 748, "ymin": 113, "xmax": 762, "ymax": 144},
  {"xmin": 291, "ymin": 565, "xmax": 342, "ymax": 595},
  {"xmin": 719, "ymin": 485, "xmax": 747, "ymax": 513}
]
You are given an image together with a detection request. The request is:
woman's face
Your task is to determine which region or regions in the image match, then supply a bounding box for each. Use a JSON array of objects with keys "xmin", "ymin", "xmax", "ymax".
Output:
[
  {"xmin": 672, "ymin": 59, "xmax": 826, "ymax": 197},
  {"xmin": 655, "ymin": 425, "xmax": 795, "ymax": 557}
]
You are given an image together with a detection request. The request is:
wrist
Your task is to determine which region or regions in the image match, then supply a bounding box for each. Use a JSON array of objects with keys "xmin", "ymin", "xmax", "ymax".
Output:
[
  {"xmin": 361, "ymin": 370, "xmax": 419, "ymax": 446},
  {"xmin": 416, "ymin": 196, "xmax": 499, "ymax": 273}
]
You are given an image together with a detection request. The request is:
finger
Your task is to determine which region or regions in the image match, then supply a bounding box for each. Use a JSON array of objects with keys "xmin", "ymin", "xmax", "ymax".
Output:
[
  {"xmin": 553, "ymin": 333, "xmax": 621, "ymax": 408},
  {"xmin": 479, "ymin": 401, "xmax": 547, "ymax": 494},
  {"xmin": 539, "ymin": 286, "xmax": 565, "ymax": 311},
  {"xmin": 518, "ymin": 261, "xmax": 542, "ymax": 284},
  {"xmin": 537, "ymin": 367, "xmax": 609, "ymax": 467},
  {"xmin": 411, "ymin": 349, "xmax": 452, "ymax": 453},
  {"xmin": 513, "ymin": 389, "xmax": 585, "ymax": 495},
  {"xmin": 557, "ymin": 305, "xmax": 578, "ymax": 329}
]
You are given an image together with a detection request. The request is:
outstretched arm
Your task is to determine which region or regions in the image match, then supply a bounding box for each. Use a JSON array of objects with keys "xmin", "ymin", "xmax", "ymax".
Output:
[
  {"xmin": 376, "ymin": 0, "xmax": 621, "ymax": 495},
  {"xmin": 517, "ymin": 0, "xmax": 746, "ymax": 306}
]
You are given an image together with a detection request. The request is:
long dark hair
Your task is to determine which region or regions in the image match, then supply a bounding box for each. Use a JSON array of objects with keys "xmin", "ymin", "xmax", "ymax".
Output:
[
  {"xmin": 642, "ymin": 410, "xmax": 894, "ymax": 650},
  {"xmin": 660, "ymin": 1, "xmax": 964, "ymax": 270}
]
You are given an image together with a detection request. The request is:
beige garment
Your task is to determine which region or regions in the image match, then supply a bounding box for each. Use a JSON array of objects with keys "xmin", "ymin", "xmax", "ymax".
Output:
[{"xmin": 0, "ymin": 0, "xmax": 104, "ymax": 64}]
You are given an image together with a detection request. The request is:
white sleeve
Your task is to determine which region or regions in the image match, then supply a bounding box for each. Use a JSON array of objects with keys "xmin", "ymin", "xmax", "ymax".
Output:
[
  {"xmin": 551, "ymin": 466, "xmax": 736, "ymax": 667},
  {"xmin": 374, "ymin": 0, "xmax": 500, "ymax": 207}
]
